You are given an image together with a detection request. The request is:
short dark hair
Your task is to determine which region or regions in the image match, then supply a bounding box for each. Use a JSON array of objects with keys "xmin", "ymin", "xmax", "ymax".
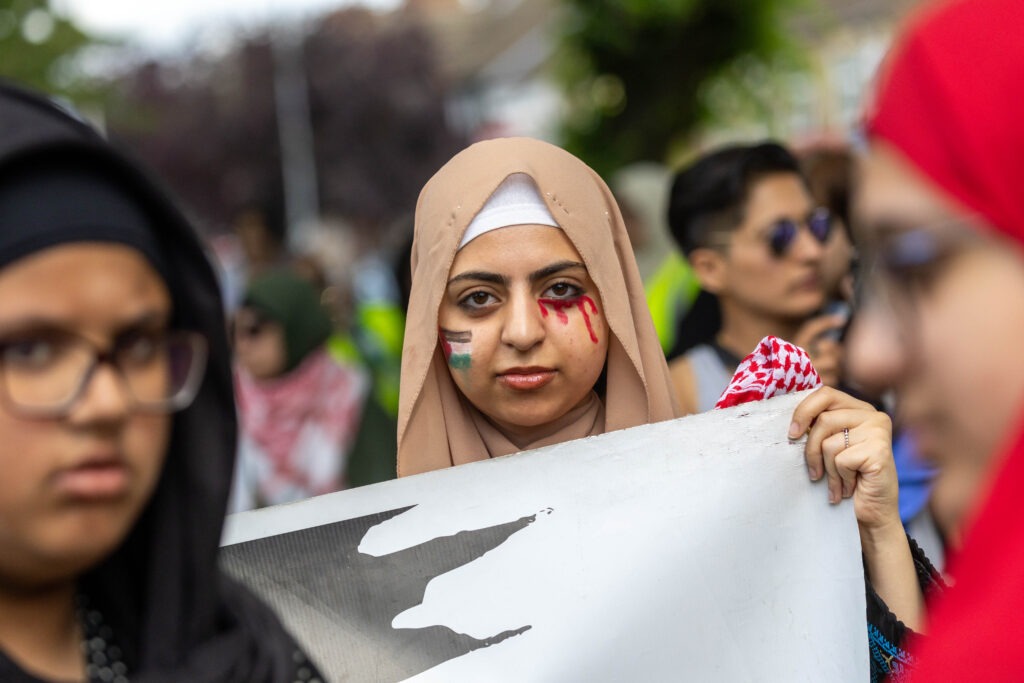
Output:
[{"xmin": 667, "ymin": 141, "xmax": 803, "ymax": 256}]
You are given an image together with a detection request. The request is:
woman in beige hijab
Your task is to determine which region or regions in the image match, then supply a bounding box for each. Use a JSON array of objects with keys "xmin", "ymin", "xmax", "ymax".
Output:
[{"xmin": 398, "ymin": 137, "xmax": 677, "ymax": 475}]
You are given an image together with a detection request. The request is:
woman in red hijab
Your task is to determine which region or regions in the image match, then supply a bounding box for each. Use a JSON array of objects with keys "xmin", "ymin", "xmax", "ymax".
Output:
[{"xmin": 850, "ymin": 0, "xmax": 1024, "ymax": 677}]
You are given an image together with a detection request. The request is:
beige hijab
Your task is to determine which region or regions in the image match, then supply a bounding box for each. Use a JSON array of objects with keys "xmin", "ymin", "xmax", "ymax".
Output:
[{"xmin": 397, "ymin": 137, "xmax": 678, "ymax": 476}]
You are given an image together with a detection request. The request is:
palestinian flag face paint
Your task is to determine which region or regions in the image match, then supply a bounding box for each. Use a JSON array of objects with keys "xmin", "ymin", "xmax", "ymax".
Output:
[{"xmin": 440, "ymin": 328, "xmax": 472, "ymax": 369}]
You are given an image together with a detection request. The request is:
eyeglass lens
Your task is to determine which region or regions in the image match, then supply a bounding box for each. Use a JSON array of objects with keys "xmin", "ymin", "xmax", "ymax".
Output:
[
  {"xmin": 768, "ymin": 209, "xmax": 833, "ymax": 257},
  {"xmin": 0, "ymin": 330, "xmax": 205, "ymax": 416}
]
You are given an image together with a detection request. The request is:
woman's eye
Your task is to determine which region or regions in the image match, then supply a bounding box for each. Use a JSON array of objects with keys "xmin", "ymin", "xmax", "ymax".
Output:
[
  {"xmin": 544, "ymin": 282, "xmax": 582, "ymax": 299},
  {"xmin": 881, "ymin": 231, "xmax": 953, "ymax": 292},
  {"xmin": 117, "ymin": 331, "xmax": 166, "ymax": 365},
  {"xmin": 3, "ymin": 338, "xmax": 58, "ymax": 369},
  {"xmin": 458, "ymin": 291, "xmax": 498, "ymax": 310}
]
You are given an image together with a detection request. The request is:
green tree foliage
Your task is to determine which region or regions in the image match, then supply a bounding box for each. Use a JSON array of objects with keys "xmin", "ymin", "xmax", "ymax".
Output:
[
  {"xmin": 0, "ymin": 0, "xmax": 99, "ymax": 100},
  {"xmin": 556, "ymin": 0, "xmax": 803, "ymax": 175}
]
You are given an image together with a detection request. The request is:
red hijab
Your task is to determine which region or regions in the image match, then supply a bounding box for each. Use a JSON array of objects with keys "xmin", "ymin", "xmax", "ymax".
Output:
[{"xmin": 867, "ymin": 0, "xmax": 1024, "ymax": 677}]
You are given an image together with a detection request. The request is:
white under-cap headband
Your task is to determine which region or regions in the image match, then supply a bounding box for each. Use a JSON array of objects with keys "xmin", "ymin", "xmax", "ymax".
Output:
[{"xmin": 458, "ymin": 173, "xmax": 560, "ymax": 249}]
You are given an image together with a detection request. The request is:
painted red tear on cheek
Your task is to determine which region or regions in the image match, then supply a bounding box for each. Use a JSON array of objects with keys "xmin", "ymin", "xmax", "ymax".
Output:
[
  {"xmin": 537, "ymin": 299, "xmax": 567, "ymax": 324},
  {"xmin": 577, "ymin": 296, "xmax": 600, "ymax": 344},
  {"xmin": 537, "ymin": 296, "xmax": 601, "ymax": 344}
]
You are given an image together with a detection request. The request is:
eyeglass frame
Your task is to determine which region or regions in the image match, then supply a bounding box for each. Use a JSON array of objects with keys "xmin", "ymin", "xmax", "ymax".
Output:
[
  {"xmin": 0, "ymin": 328, "xmax": 208, "ymax": 419},
  {"xmin": 704, "ymin": 206, "xmax": 835, "ymax": 258},
  {"xmin": 853, "ymin": 215, "xmax": 989, "ymax": 316}
]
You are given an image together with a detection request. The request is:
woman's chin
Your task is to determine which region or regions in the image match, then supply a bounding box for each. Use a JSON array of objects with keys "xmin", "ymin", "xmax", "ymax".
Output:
[
  {"xmin": 488, "ymin": 407, "xmax": 570, "ymax": 435},
  {"xmin": 29, "ymin": 512, "xmax": 140, "ymax": 578}
]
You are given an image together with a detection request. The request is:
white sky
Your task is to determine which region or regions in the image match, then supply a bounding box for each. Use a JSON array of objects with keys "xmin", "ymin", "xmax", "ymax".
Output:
[{"xmin": 55, "ymin": 0, "xmax": 401, "ymax": 50}]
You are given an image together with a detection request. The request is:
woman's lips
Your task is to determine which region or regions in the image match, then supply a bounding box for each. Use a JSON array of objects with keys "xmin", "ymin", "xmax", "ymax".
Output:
[
  {"xmin": 53, "ymin": 459, "xmax": 130, "ymax": 500},
  {"xmin": 498, "ymin": 367, "xmax": 556, "ymax": 391},
  {"xmin": 793, "ymin": 273, "xmax": 823, "ymax": 292}
]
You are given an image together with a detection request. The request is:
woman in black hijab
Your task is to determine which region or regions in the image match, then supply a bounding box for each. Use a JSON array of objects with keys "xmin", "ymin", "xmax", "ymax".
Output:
[{"xmin": 0, "ymin": 83, "xmax": 322, "ymax": 681}]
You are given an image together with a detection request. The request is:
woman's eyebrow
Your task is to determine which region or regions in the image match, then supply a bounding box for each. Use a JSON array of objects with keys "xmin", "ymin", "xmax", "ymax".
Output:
[
  {"xmin": 0, "ymin": 310, "xmax": 170, "ymax": 338},
  {"xmin": 115, "ymin": 310, "xmax": 172, "ymax": 331},
  {"xmin": 446, "ymin": 261, "xmax": 586, "ymax": 287},
  {"xmin": 447, "ymin": 270, "xmax": 508, "ymax": 287},
  {"xmin": 530, "ymin": 260, "xmax": 586, "ymax": 282}
]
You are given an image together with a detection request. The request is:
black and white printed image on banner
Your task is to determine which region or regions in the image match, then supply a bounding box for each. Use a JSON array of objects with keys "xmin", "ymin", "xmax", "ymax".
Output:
[{"xmin": 220, "ymin": 390, "xmax": 868, "ymax": 681}]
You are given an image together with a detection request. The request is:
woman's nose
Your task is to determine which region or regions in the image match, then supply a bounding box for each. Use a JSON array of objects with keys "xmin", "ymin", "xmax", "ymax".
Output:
[
  {"xmin": 501, "ymin": 292, "xmax": 546, "ymax": 351},
  {"xmin": 69, "ymin": 362, "xmax": 132, "ymax": 424},
  {"xmin": 793, "ymin": 224, "xmax": 827, "ymax": 263},
  {"xmin": 846, "ymin": 301, "xmax": 908, "ymax": 395}
]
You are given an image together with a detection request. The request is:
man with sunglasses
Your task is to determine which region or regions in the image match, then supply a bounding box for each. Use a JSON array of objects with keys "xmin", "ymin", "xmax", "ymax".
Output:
[{"xmin": 665, "ymin": 141, "xmax": 847, "ymax": 414}]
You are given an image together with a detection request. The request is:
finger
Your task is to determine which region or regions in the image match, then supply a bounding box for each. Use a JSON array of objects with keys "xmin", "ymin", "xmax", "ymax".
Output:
[
  {"xmin": 836, "ymin": 431, "xmax": 859, "ymax": 499},
  {"xmin": 833, "ymin": 440, "xmax": 871, "ymax": 498},
  {"xmin": 805, "ymin": 407, "xmax": 883, "ymax": 452},
  {"xmin": 819, "ymin": 429, "xmax": 846, "ymax": 504},
  {"xmin": 789, "ymin": 387, "xmax": 872, "ymax": 439},
  {"xmin": 793, "ymin": 314, "xmax": 848, "ymax": 348},
  {"xmin": 810, "ymin": 355, "xmax": 840, "ymax": 382},
  {"xmin": 807, "ymin": 341, "xmax": 842, "ymax": 377},
  {"xmin": 834, "ymin": 423, "xmax": 896, "ymax": 484},
  {"xmin": 804, "ymin": 407, "xmax": 884, "ymax": 491},
  {"xmin": 804, "ymin": 431, "xmax": 824, "ymax": 482},
  {"xmin": 810, "ymin": 338, "xmax": 841, "ymax": 359}
]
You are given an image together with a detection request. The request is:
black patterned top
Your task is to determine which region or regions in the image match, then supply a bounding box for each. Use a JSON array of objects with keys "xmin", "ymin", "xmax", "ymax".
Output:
[{"xmin": 866, "ymin": 536, "xmax": 946, "ymax": 682}]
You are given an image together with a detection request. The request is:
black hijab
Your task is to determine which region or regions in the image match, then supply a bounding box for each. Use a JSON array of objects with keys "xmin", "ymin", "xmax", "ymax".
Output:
[{"xmin": 0, "ymin": 81, "xmax": 320, "ymax": 681}]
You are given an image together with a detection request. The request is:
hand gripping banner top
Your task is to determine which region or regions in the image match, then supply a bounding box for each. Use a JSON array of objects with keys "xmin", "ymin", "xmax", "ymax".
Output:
[{"xmin": 715, "ymin": 336, "xmax": 822, "ymax": 409}]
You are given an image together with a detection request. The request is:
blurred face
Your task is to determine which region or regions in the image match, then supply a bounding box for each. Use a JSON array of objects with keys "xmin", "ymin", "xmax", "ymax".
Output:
[
  {"xmin": 704, "ymin": 173, "xmax": 828, "ymax": 320},
  {"xmin": 849, "ymin": 141, "xmax": 1024, "ymax": 533},
  {"xmin": 0, "ymin": 244, "xmax": 172, "ymax": 588},
  {"xmin": 233, "ymin": 307, "xmax": 287, "ymax": 379},
  {"xmin": 437, "ymin": 225, "xmax": 609, "ymax": 444}
]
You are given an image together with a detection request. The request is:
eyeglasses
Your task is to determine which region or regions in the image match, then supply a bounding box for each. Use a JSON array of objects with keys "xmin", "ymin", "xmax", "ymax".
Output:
[
  {"xmin": 705, "ymin": 207, "xmax": 834, "ymax": 258},
  {"xmin": 0, "ymin": 328, "xmax": 208, "ymax": 418},
  {"xmin": 854, "ymin": 218, "xmax": 984, "ymax": 315},
  {"xmin": 764, "ymin": 207, "xmax": 834, "ymax": 258}
]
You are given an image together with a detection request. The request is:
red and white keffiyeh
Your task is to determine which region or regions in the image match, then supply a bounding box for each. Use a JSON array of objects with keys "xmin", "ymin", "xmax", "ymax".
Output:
[
  {"xmin": 714, "ymin": 336, "xmax": 822, "ymax": 409},
  {"xmin": 232, "ymin": 348, "xmax": 368, "ymax": 511}
]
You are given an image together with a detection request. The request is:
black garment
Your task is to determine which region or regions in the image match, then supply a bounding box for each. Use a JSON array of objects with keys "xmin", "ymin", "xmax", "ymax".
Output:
[
  {"xmin": 0, "ymin": 81, "xmax": 322, "ymax": 682},
  {"xmin": 0, "ymin": 652, "xmax": 58, "ymax": 683},
  {"xmin": 866, "ymin": 536, "xmax": 945, "ymax": 682},
  {"xmin": 0, "ymin": 596, "xmax": 130, "ymax": 683}
]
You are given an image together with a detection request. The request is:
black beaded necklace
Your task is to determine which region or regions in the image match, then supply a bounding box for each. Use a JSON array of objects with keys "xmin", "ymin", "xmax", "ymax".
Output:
[{"xmin": 75, "ymin": 595, "xmax": 128, "ymax": 683}]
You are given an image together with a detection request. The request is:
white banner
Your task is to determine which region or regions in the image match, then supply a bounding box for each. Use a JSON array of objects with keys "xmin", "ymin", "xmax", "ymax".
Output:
[{"xmin": 221, "ymin": 391, "xmax": 868, "ymax": 681}]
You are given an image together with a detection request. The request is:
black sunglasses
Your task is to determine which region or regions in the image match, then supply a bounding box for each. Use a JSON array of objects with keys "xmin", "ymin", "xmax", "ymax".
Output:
[{"xmin": 766, "ymin": 208, "xmax": 834, "ymax": 258}]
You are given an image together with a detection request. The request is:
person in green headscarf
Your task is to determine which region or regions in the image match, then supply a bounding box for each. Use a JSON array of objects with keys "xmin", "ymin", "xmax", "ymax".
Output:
[{"xmin": 230, "ymin": 268, "xmax": 369, "ymax": 511}]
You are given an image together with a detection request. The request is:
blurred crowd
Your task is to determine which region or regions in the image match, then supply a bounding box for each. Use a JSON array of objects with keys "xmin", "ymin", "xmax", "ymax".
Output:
[{"xmin": 1, "ymin": 0, "xmax": 1022, "ymax": 680}]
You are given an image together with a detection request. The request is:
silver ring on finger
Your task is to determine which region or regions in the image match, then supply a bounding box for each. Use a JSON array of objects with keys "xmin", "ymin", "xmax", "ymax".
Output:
[{"xmin": 843, "ymin": 427, "xmax": 850, "ymax": 450}]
